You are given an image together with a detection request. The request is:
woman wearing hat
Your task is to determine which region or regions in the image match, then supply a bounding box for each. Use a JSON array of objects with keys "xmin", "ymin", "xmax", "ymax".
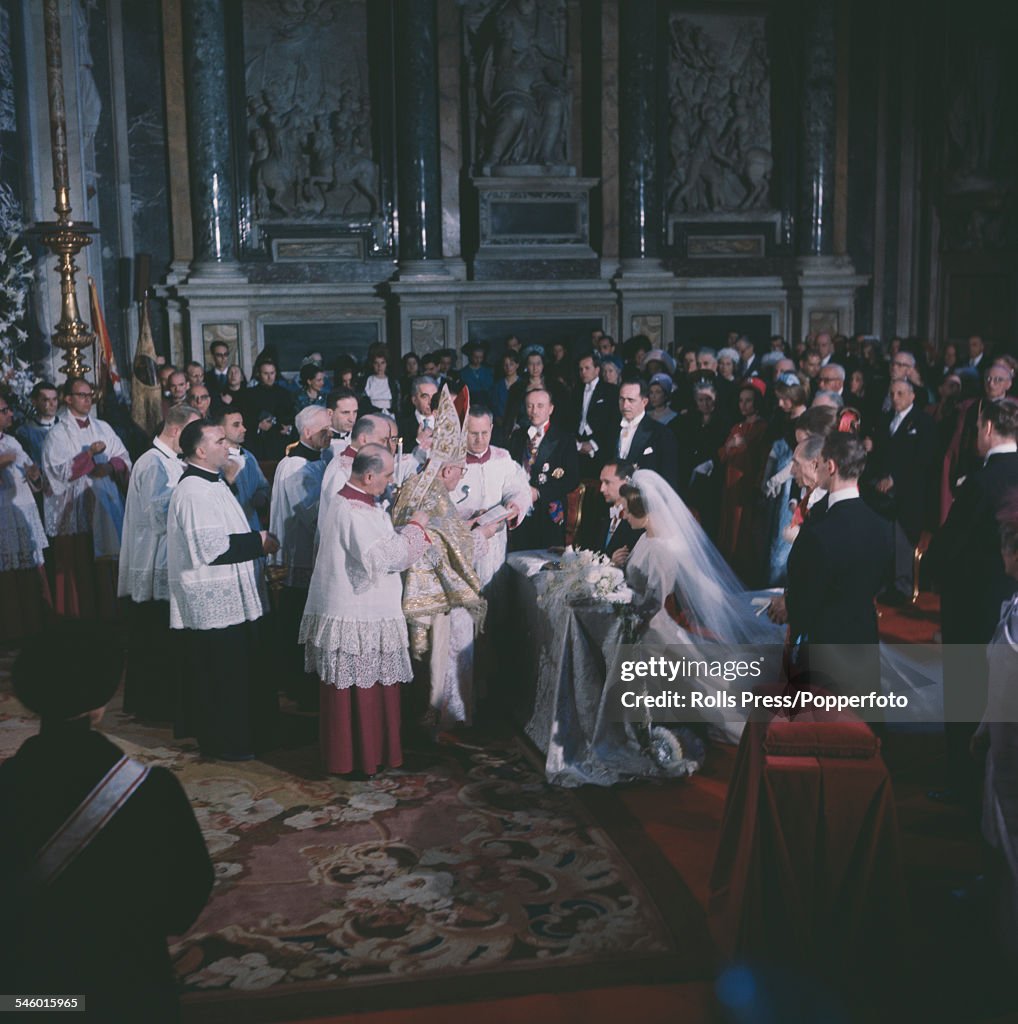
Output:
[{"xmin": 648, "ymin": 373, "xmax": 678, "ymax": 426}]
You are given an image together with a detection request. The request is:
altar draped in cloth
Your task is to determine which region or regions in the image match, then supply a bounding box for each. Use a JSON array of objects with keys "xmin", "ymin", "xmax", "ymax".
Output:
[{"xmin": 503, "ymin": 552, "xmax": 703, "ymax": 787}]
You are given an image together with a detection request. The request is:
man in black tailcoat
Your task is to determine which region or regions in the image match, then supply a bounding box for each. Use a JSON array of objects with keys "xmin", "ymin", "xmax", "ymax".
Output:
[
  {"xmin": 786, "ymin": 432, "xmax": 894, "ymax": 696},
  {"xmin": 616, "ymin": 380, "xmax": 679, "ymax": 491},
  {"xmin": 572, "ymin": 352, "xmax": 619, "ymax": 477},
  {"xmin": 509, "ymin": 387, "xmax": 579, "ymax": 550},
  {"xmin": 868, "ymin": 377, "xmax": 936, "ymax": 602}
]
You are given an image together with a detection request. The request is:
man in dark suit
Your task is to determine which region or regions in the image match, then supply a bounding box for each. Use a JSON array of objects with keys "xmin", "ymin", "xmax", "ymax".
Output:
[
  {"xmin": 736, "ymin": 335, "xmax": 760, "ymax": 381},
  {"xmin": 575, "ymin": 458, "xmax": 644, "ymax": 562},
  {"xmin": 617, "ymin": 380, "xmax": 679, "ymax": 491},
  {"xmin": 509, "ymin": 387, "xmax": 579, "ymax": 550},
  {"xmin": 927, "ymin": 396, "xmax": 1018, "ymax": 802},
  {"xmin": 869, "ymin": 378, "xmax": 936, "ymax": 602},
  {"xmin": 397, "ymin": 375, "xmax": 439, "ymax": 450},
  {"xmin": 573, "ymin": 352, "xmax": 619, "ymax": 477},
  {"xmin": 206, "ymin": 340, "xmax": 231, "ymax": 395},
  {"xmin": 786, "ymin": 433, "xmax": 894, "ymax": 695}
]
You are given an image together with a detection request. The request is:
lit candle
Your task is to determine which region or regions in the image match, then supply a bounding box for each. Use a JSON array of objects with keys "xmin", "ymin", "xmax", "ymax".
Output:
[{"xmin": 396, "ymin": 437, "xmax": 404, "ymax": 484}]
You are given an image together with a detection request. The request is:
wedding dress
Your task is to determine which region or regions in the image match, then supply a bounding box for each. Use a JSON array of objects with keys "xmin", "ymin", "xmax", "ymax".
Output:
[
  {"xmin": 622, "ymin": 470, "xmax": 943, "ymax": 740},
  {"xmin": 624, "ymin": 470, "xmax": 785, "ymax": 743}
]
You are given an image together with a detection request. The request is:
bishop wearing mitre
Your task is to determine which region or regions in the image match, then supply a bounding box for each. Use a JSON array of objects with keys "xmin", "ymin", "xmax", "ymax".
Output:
[
  {"xmin": 392, "ymin": 386, "xmax": 500, "ymax": 730},
  {"xmin": 301, "ymin": 444, "xmax": 432, "ymax": 776}
]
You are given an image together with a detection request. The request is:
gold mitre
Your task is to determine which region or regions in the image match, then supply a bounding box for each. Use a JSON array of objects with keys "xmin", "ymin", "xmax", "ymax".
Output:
[{"xmin": 427, "ymin": 383, "xmax": 469, "ymax": 466}]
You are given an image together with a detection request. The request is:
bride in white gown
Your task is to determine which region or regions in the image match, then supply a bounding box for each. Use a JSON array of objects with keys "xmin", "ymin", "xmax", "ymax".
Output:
[
  {"xmin": 620, "ymin": 470, "xmax": 785, "ymax": 744},
  {"xmin": 618, "ymin": 469, "xmax": 941, "ymax": 742}
]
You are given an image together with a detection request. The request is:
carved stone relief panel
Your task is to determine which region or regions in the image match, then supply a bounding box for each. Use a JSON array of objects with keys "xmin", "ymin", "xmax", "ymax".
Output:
[
  {"xmin": 631, "ymin": 315, "xmax": 663, "ymax": 347},
  {"xmin": 666, "ymin": 12, "xmax": 773, "ymax": 215},
  {"xmin": 463, "ymin": 0, "xmax": 573, "ymax": 176},
  {"xmin": 410, "ymin": 318, "xmax": 447, "ymax": 353},
  {"xmin": 241, "ymin": 0, "xmax": 380, "ymax": 223}
]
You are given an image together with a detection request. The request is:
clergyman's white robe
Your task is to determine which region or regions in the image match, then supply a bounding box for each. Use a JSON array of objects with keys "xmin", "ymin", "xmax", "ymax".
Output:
[
  {"xmin": 452, "ymin": 446, "xmax": 532, "ymax": 587},
  {"xmin": 118, "ymin": 437, "xmax": 184, "ymax": 602},
  {"xmin": 167, "ymin": 473, "xmax": 266, "ymax": 631},
  {"xmin": 268, "ymin": 447, "xmax": 326, "ymax": 589},
  {"xmin": 301, "ymin": 489, "xmax": 428, "ymax": 688},
  {"xmin": 42, "ymin": 411, "xmax": 130, "ymax": 558},
  {"xmin": 0, "ymin": 434, "xmax": 47, "ymax": 570}
]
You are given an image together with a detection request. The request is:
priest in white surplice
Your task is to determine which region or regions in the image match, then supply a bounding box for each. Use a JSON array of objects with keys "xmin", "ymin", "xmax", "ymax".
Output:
[
  {"xmin": 168, "ymin": 421, "xmax": 280, "ymax": 760},
  {"xmin": 0, "ymin": 395, "xmax": 50, "ymax": 644},
  {"xmin": 42, "ymin": 378, "xmax": 131, "ymax": 619},
  {"xmin": 268, "ymin": 405, "xmax": 333, "ymax": 709},
  {"xmin": 118, "ymin": 404, "xmax": 200, "ymax": 719},
  {"xmin": 453, "ymin": 406, "xmax": 531, "ymax": 587},
  {"xmin": 301, "ymin": 444, "xmax": 432, "ymax": 775},
  {"xmin": 316, "ymin": 414, "xmax": 391, "ymax": 540}
]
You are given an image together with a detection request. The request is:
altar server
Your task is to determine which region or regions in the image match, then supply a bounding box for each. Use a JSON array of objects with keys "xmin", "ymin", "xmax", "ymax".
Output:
[
  {"xmin": 268, "ymin": 405, "xmax": 333, "ymax": 708},
  {"xmin": 167, "ymin": 421, "xmax": 279, "ymax": 759},
  {"xmin": 301, "ymin": 445, "xmax": 431, "ymax": 775},
  {"xmin": 42, "ymin": 378, "xmax": 131, "ymax": 618},
  {"xmin": 117, "ymin": 404, "xmax": 200, "ymax": 719},
  {"xmin": 0, "ymin": 395, "xmax": 50, "ymax": 643}
]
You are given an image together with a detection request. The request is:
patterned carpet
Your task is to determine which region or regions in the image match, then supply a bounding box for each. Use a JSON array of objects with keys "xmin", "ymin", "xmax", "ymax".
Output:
[{"xmin": 0, "ymin": 654, "xmax": 709, "ymax": 1023}]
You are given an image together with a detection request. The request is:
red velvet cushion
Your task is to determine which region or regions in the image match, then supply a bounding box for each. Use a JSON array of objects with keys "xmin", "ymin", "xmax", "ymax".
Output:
[{"xmin": 763, "ymin": 718, "xmax": 880, "ymax": 759}]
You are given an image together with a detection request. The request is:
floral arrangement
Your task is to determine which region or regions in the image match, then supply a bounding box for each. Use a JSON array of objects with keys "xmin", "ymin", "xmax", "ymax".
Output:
[
  {"xmin": 540, "ymin": 546, "xmax": 634, "ymax": 607},
  {"xmin": 0, "ymin": 181, "xmax": 37, "ymax": 415}
]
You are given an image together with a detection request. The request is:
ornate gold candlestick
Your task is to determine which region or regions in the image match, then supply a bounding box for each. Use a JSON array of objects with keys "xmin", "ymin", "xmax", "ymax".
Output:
[{"xmin": 30, "ymin": 0, "xmax": 97, "ymax": 379}]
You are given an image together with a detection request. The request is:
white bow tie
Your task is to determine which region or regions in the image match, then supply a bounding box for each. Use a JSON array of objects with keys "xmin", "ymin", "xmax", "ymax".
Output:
[
  {"xmin": 528, "ymin": 424, "xmax": 546, "ymax": 439},
  {"xmin": 620, "ymin": 419, "xmax": 635, "ymax": 431}
]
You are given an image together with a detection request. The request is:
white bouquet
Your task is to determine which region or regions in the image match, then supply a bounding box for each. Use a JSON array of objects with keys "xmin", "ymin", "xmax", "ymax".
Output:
[{"xmin": 542, "ymin": 547, "xmax": 633, "ymax": 607}]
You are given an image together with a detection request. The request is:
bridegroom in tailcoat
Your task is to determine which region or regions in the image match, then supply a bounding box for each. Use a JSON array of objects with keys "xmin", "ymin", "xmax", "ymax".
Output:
[
  {"xmin": 509, "ymin": 387, "xmax": 579, "ymax": 550},
  {"xmin": 786, "ymin": 432, "xmax": 893, "ymax": 696}
]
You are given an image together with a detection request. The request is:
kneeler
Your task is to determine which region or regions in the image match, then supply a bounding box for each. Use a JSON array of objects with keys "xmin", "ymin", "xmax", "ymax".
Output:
[{"xmin": 708, "ymin": 695, "xmax": 906, "ymax": 977}]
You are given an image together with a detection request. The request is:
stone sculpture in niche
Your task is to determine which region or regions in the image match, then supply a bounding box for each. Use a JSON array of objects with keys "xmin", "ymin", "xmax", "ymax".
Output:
[
  {"xmin": 242, "ymin": 0, "xmax": 379, "ymax": 221},
  {"xmin": 466, "ymin": 0, "xmax": 572, "ymax": 176},
  {"xmin": 667, "ymin": 15, "xmax": 773, "ymax": 214}
]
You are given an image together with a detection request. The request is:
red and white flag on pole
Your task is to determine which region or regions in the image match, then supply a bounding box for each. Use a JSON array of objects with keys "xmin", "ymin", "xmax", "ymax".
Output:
[{"xmin": 88, "ymin": 276, "xmax": 125, "ymax": 403}]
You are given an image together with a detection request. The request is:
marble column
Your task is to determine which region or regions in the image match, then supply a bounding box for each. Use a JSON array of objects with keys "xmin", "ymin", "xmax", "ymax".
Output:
[
  {"xmin": 393, "ymin": 0, "xmax": 445, "ymax": 275},
  {"xmin": 181, "ymin": 0, "xmax": 241, "ymax": 278},
  {"xmin": 797, "ymin": 0, "xmax": 837, "ymax": 257},
  {"xmin": 617, "ymin": 0, "xmax": 664, "ymax": 274}
]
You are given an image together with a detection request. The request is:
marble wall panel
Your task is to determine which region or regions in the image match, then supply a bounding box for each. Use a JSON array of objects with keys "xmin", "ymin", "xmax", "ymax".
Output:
[
  {"xmin": 238, "ymin": 0, "xmax": 380, "ymax": 239},
  {"xmin": 437, "ymin": 0, "xmax": 461, "ymax": 260},
  {"xmin": 122, "ymin": 0, "xmax": 173, "ymax": 351}
]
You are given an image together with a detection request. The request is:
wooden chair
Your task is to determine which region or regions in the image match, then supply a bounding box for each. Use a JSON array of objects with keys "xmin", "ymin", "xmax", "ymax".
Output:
[
  {"xmin": 564, "ymin": 482, "xmax": 586, "ymax": 548},
  {"xmin": 912, "ymin": 529, "xmax": 933, "ymax": 604}
]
